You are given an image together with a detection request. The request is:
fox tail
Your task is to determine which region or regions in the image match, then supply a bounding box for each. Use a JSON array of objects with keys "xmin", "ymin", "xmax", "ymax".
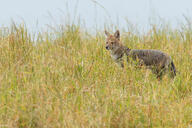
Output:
[{"xmin": 171, "ymin": 61, "xmax": 176, "ymax": 77}]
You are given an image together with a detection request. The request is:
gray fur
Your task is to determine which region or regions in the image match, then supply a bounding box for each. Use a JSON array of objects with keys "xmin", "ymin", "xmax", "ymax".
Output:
[
  {"xmin": 104, "ymin": 30, "xmax": 176, "ymax": 79},
  {"xmin": 125, "ymin": 48, "xmax": 176, "ymax": 79}
]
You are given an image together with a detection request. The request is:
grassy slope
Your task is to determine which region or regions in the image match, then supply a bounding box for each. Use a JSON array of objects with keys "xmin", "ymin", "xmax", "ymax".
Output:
[{"xmin": 0, "ymin": 23, "xmax": 191, "ymax": 128}]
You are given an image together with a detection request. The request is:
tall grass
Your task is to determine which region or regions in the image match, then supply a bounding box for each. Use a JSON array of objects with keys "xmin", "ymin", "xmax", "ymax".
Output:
[{"xmin": 0, "ymin": 21, "xmax": 191, "ymax": 128}]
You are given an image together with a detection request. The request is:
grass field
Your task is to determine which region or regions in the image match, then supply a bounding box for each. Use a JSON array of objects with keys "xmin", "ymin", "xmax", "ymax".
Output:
[{"xmin": 0, "ymin": 22, "xmax": 191, "ymax": 128}]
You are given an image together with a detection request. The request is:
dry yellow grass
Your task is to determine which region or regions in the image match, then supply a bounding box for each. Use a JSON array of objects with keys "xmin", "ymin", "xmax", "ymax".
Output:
[{"xmin": 0, "ymin": 22, "xmax": 191, "ymax": 128}]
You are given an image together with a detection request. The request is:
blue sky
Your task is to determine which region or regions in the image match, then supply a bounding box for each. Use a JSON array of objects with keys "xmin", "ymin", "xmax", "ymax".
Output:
[{"xmin": 0, "ymin": 0, "xmax": 192, "ymax": 31}]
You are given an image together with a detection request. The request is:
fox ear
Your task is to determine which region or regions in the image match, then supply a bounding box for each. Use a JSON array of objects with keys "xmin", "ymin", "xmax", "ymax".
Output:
[
  {"xmin": 114, "ymin": 30, "xmax": 120, "ymax": 39},
  {"xmin": 105, "ymin": 30, "xmax": 110, "ymax": 36}
]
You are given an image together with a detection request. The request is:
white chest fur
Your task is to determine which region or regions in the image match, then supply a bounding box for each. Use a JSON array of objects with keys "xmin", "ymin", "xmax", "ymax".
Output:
[{"xmin": 111, "ymin": 54, "xmax": 120, "ymax": 60}]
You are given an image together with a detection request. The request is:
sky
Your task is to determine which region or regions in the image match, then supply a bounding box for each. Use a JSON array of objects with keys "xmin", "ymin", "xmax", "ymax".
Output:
[{"xmin": 0, "ymin": 0, "xmax": 192, "ymax": 32}]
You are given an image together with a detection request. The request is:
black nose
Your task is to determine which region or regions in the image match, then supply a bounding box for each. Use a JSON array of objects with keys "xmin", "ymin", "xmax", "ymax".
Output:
[{"xmin": 106, "ymin": 46, "xmax": 109, "ymax": 50}]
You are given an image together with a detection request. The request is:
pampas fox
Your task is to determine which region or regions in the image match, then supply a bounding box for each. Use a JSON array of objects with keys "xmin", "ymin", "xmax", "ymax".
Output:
[{"xmin": 104, "ymin": 30, "xmax": 176, "ymax": 79}]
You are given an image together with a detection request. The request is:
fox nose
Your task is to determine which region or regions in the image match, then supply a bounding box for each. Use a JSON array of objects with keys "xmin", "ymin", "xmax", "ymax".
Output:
[{"xmin": 106, "ymin": 46, "xmax": 109, "ymax": 50}]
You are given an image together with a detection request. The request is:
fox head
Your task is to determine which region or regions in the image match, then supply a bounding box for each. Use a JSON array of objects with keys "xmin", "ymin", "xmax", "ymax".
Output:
[{"xmin": 104, "ymin": 30, "xmax": 122, "ymax": 51}]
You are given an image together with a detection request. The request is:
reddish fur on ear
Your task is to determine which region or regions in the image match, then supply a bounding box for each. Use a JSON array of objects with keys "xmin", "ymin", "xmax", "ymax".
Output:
[{"xmin": 114, "ymin": 30, "xmax": 120, "ymax": 40}]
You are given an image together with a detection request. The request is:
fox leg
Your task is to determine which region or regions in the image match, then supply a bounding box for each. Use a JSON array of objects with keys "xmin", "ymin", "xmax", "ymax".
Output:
[
  {"xmin": 115, "ymin": 58, "xmax": 124, "ymax": 68},
  {"xmin": 150, "ymin": 66, "xmax": 163, "ymax": 80},
  {"xmin": 156, "ymin": 66, "xmax": 168, "ymax": 80},
  {"xmin": 156, "ymin": 71, "xmax": 163, "ymax": 80}
]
